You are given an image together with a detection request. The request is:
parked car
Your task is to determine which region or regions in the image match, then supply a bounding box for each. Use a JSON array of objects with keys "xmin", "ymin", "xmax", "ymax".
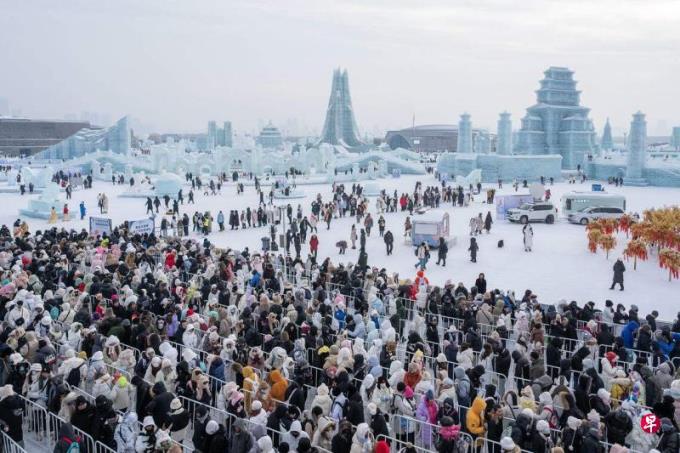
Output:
[
  {"xmin": 568, "ymin": 206, "xmax": 625, "ymax": 225},
  {"xmin": 507, "ymin": 202, "xmax": 558, "ymax": 224}
]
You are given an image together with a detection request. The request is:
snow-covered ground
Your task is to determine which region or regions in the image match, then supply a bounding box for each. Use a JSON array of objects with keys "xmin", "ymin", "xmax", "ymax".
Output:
[{"xmin": 2, "ymin": 174, "xmax": 679, "ymax": 318}]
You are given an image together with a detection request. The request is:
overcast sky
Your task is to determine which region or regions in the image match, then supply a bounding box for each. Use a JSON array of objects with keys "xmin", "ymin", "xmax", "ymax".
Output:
[{"xmin": 1, "ymin": 0, "xmax": 679, "ymax": 136}]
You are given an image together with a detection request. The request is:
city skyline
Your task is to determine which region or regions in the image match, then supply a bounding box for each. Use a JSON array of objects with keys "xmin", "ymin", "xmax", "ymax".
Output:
[{"xmin": 1, "ymin": 0, "xmax": 679, "ymax": 136}]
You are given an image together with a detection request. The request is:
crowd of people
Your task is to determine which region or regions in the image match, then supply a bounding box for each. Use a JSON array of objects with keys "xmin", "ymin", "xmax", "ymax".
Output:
[{"xmin": 0, "ymin": 216, "xmax": 679, "ymax": 453}]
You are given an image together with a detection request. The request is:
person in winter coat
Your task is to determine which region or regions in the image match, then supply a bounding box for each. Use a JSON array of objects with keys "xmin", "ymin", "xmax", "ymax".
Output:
[
  {"xmin": 53, "ymin": 423, "xmax": 81, "ymax": 453},
  {"xmin": 228, "ymin": 418, "xmax": 256, "ymax": 453},
  {"xmin": 620, "ymin": 320, "xmax": 639, "ymax": 349},
  {"xmin": 393, "ymin": 383, "xmax": 416, "ymax": 444},
  {"xmin": 71, "ymin": 396, "xmax": 95, "ymax": 435},
  {"xmin": 436, "ymin": 237, "xmax": 448, "ymax": 266},
  {"xmin": 484, "ymin": 211, "xmax": 493, "ymax": 233},
  {"xmin": 349, "ymin": 422, "xmax": 373, "ymax": 453},
  {"xmin": 581, "ymin": 426, "xmax": 604, "ymax": 453},
  {"xmin": 311, "ymin": 415, "xmax": 336, "ymax": 451},
  {"xmin": 311, "ymin": 383, "xmax": 332, "ymax": 416},
  {"xmin": 168, "ymin": 398, "xmax": 190, "ymax": 443},
  {"xmin": 136, "ymin": 416, "xmax": 157, "ymax": 453},
  {"xmin": 604, "ymin": 407, "xmax": 633, "ymax": 446},
  {"xmin": 146, "ymin": 382, "xmax": 174, "ymax": 428},
  {"xmin": 416, "ymin": 390, "xmax": 439, "ymax": 449},
  {"xmin": 202, "ymin": 420, "xmax": 226, "ymax": 453},
  {"xmin": 267, "ymin": 369, "xmax": 288, "ymax": 409},
  {"xmin": 466, "ymin": 396, "xmax": 486, "ymax": 440},
  {"xmin": 657, "ymin": 418, "xmax": 679, "ymax": 453},
  {"xmin": 331, "ymin": 420, "xmax": 353, "ymax": 453},
  {"xmin": 437, "ymin": 415, "xmax": 461, "ymax": 453},
  {"xmin": 114, "ymin": 411, "xmax": 138, "ymax": 453},
  {"xmin": 414, "ymin": 242, "xmax": 429, "ymax": 269},
  {"xmin": 281, "ymin": 419, "xmax": 309, "ymax": 452},
  {"xmin": 522, "ymin": 224, "xmax": 533, "ymax": 252},
  {"xmin": 610, "ymin": 258, "xmax": 625, "ymax": 290},
  {"xmin": 383, "ymin": 230, "xmax": 394, "ymax": 255},
  {"xmin": 468, "ymin": 237, "xmax": 478, "ymax": 262},
  {"xmin": 531, "ymin": 420, "xmax": 554, "ymax": 453},
  {"xmin": 0, "ymin": 384, "xmax": 24, "ymax": 445},
  {"xmin": 92, "ymin": 394, "xmax": 117, "ymax": 448}
]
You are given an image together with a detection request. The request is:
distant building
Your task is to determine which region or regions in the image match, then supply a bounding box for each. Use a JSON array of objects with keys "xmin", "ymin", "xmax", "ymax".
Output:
[
  {"xmin": 207, "ymin": 121, "xmax": 218, "ymax": 149},
  {"xmin": 207, "ymin": 120, "xmax": 233, "ymax": 149},
  {"xmin": 318, "ymin": 68, "xmax": 364, "ymax": 149},
  {"xmin": 222, "ymin": 121, "xmax": 233, "ymax": 147},
  {"xmin": 385, "ymin": 124, "xmax": 494, "ymax": 154},
  {"xmin": 256, "ymin": 122, "xmax": 283, "ymax": 148},
  {"xmin": 0, "ymin": 97, "xmax": 9, "ymax": 116},
  {"xmin": 672, "ymin": 127, "xmax": 680, "ymax": 151},
  {"xmin": 0, "ymin": 117, "xmax": 93, "ymax": 157}
]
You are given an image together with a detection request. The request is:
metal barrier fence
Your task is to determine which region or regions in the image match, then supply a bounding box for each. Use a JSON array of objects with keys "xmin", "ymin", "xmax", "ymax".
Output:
[
  {"xmin": 47, "ymin": 411, "xmax": 97, "ymax": 453},
  {"xmin": 0, "ymin": 430, "xmax": 26, "ymax": 453}
]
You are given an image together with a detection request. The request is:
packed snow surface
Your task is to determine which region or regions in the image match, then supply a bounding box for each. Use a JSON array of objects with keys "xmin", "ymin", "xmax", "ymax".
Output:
[{"xmin": 2, "ymin": 174, "xmax": 679, "ymax": 318}]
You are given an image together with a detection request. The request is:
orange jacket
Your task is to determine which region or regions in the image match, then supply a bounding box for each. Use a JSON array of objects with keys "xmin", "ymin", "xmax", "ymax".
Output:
[{"xmin": 466, "ymin": 397, "xmax": 487, "ymax": 436}]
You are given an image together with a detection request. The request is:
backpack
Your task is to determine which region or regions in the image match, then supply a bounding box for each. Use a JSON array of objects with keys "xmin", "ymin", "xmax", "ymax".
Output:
[
  {"xmin": 544, "ymin": 406, "xmax": 558, "ymax": 429},
  {"xmin": 390, "ymin": 393, "xmax": 402, "ymax": 413},
  {"xmin": 67, "ymin": 363, "xmax": 85, "ymax": 387},
  {"xmin": 64, "ymin": 438, "xmax": 80, "ymax": 453},
  {"xmin": 331, "ymin": 396, "xmax": 347, "ymax": 419}
]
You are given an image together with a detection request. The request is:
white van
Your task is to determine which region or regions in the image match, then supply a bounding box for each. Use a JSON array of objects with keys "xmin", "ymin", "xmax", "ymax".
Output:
[{"xmin": 560, "ymin": 192, "xmax": 626, "ymax": 217}]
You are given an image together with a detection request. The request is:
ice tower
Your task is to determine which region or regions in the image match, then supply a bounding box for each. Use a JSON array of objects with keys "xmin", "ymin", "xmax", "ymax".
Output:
[
  {"xmin": 457, "ymin": 113, "xmax": 472, "ymax": 153},
  {"xmin": 318, "ymin": 68, "xmax": 363, "ymax": 148},
  {"xmin": 601, "ymin": 118, "xmax": 613, "ymax": 150},
  {"xmin": 625, "ymin": 111, "xmax": 648, "ymax": 186},
  {"xmin": 497, "ymin": 112, "xmax": 512, "ymax": 155},
  {"xmin": 515, "ymin": 67, "xmax": 595, "ymax": 169}
]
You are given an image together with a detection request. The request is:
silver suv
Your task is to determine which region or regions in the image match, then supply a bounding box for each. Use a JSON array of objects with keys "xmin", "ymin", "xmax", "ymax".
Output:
[
  {"xmin": 507, "ymin": 202, "xmax": 558, "ymax": 224},
  {"xmin": 568, "ymin": 206, "xmax": 625, "ymax": 225}
]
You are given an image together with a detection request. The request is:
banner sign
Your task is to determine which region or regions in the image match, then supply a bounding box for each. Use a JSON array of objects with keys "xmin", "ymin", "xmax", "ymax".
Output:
[
  {"xmin": 89, "ymin": 217, "xmax": 112, "ymax": 236},
  {"xmin": 128, "ymin": 218, "xmax": 155, "ymax": 235}
]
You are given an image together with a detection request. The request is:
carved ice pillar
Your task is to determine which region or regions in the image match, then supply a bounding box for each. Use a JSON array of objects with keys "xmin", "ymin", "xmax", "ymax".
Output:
[
  {"xmin": 625, "ymin": 111, "xmax": 648, "ymax": 186},
  {"xmin": 497, "ymin": 112, "xmax": 512, "ymax": 155},
  {"xmin": 457, "ymin": 113, "xmax": 473, "ymax": 153}
]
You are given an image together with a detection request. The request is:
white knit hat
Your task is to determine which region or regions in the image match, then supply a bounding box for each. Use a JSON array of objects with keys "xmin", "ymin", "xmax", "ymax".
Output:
[
  {"xmin": 0, "ymin": 385, "xmax": 14, "ymax": 401},
  {"xmin": 143, "ymin": 416, "xmax": 156, "ymax": 428},
  {"xmin": 367, "ymin": 402, "xmax": 378, "ymax": 416},
  {"xmin": 536, "ymin": 419, "xmax": 550, "ymax": 435},
  {"xmin": 500, "ymin": 437, "xmax": 515, "ymax": 450},
  {"xmin": 205, "ymin": 420, "xmax": 219, "ymax": 435}
]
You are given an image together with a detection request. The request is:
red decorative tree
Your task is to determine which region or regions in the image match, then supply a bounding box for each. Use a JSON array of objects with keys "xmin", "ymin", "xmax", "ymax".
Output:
[
  {"xmin": 659, "ymin": 249, "xmax": 680, "ymax": 281},
  {"xmin": 587, "ymin": 230, "xmax": 602, "ymax": 253},
  {"xmin": 624, "ymin": 239, "xmax": 648, "ymax": 270},
  {"xmin": 599, "ymin": 234, "xmax": 617, "ymax": 260},
  {"xmin": 619, "ymin": 214, "xmax": 634, "ymax": 238}
]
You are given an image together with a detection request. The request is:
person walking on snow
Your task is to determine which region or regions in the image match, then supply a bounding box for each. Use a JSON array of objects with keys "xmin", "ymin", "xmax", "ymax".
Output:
[
  {"xmin": 436, "ymin": 237, "xmax": 448, "ymax": 266},
  {"xmin": 484, "ymin": 212, "xmax": 493, "ymax": 233},
  {"xmin": 79, "ymin": 202, "xmax": 86, "ymax": 220},
  {"xmin": 469, "ymin": 217, "xmax": 477, "ymax": 236},
  {"xmin": 468, "ymin": 237, "xmax": 478, "ymax": 263},
  {"xmin": 610, "ymin": 258, "xmax": 625, "ymax": 291},
  {"xmin": 523, "ymin": 224, "xmax": 533, "ymax": 252},
  {"xmin": 414, "ymin": 242, "xmax": 429, "ymax": 270},
  {"xmin": 383, "ymin": 230, "xmax": 394, "ymax": 255}
]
